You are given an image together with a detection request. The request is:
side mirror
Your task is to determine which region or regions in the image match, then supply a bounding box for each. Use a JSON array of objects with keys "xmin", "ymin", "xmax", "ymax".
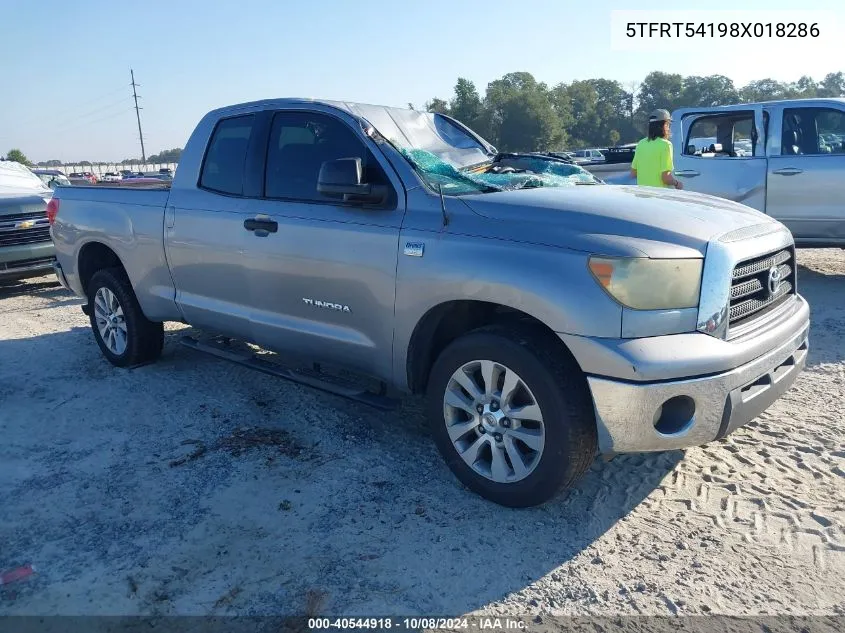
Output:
[{"xmin": 317, "ymin": 157, "xmax": 387, "ymax": 204}]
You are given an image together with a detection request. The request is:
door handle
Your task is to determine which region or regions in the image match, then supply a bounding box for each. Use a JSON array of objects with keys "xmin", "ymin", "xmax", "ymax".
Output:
[
  {"xmin": 674, "ymin": 170, "xmax": 700, "ymax": 178},
  {"xmin": 772, "ymin": 167, "xmax": 803, "ymax": 176},
  {"xmin": 244, "ymin": 216, "xmax": 278, "ymax": 234}
]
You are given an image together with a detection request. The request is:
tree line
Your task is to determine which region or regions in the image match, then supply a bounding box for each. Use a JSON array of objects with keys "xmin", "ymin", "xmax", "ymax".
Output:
[
  {"xmin": 2, "ymin": 148, "xmax": 184, "ymax": 168},
  {"xmin": 7, "ymin": 71, "xmax": 845, "ymax": 166},
  {"xmin": 420, "ymin": 71, "xmax": 845, "ymax": 152}
]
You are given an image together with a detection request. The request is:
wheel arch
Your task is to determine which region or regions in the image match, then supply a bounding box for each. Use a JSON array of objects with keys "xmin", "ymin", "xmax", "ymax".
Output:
[
  {"xmin": 77, "ymin": 241, "xmax": 127, "ymax": 297},
  {"xmin": 404, "ymin": 299, "xmax": 582, "ymax": 395}
]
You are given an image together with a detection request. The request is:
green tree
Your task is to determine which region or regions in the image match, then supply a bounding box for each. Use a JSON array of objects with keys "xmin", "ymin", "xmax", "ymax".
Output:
[
  {"xmin": 424, "ymin": 98, "xmax": 450, "ymax": 114},
  {"xmin": 547, "ymin": 83, "xmax": 573, "ymax": 149},
  {"xmin": 480, "ymin": 72, "xmax": 561, "ymax": 150},
  {"xmin": 449, "ymin": 78, "xmax": 483, "ymax": 129},
  {"xmin": 495, "ymin": 89, "xmax": 561, "ymax": 152},
  {"xmin": 148, "ymin": 148, "xmax": 183, "ymax": 163},
  {"xmin": 819, "ymin": 72, "xmax": 845, "ymax": 97},
  {"xmin": 680, "ymin": 75, "xmax": 738, "ymax": 107},
  {"xmin": 739, "ymin": 78, "xmax": 790, "ymax": 102},
  {"xmin": 636, "ymin": 72, "xmax": 684, "ymax": 125},
  {"xmin": 562, "ymin": 80, "xmax": 601, "ymax": 148},
  {"xmin": 589, "ymin": 79, "xmax": 635, "ymax": 144},
  {"xmin": 792, "ymin": 75, "xmax": 818, "ymax": 98},
  {"xmin": 5, "ymin": 149, "xmax": 32, "ymax": 166}
]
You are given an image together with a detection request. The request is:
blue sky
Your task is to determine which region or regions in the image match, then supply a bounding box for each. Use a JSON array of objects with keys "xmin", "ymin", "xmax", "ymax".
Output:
[{"xmin": 2, "ymin": 0, "xmax": 843, "ymax": 162}]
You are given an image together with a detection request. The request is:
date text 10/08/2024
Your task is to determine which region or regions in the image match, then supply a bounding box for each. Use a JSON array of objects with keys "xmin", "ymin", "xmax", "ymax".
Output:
[{"xmin": 308, "ymin": 617, "xmax": 528, "ymax": 630}]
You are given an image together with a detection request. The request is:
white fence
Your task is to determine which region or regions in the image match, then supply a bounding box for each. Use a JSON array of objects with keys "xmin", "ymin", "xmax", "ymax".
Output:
[{"xmin": 48, "ymin": 162, "xmax": 179, "ymax": 176}]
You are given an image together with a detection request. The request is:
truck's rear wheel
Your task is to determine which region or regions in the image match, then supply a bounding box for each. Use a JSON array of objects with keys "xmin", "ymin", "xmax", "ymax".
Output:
[
  {"xmin": 87, "ymin": 268, "xmax": 163, "ymax": 367},
  {"xmin": 426, "ymin": 325, "xmax": 597, "ymax": 507}
]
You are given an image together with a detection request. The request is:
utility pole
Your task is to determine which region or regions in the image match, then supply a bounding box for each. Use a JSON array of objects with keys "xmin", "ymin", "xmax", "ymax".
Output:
[{"xmin": 130, "ymin": 68, "xmax": 146, "ymax": 163}]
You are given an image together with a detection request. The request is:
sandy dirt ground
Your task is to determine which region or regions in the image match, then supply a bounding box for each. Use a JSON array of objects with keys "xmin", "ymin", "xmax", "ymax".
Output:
[{"xmin": 0, "ymin": 249, "xmax": 843, "ymax": 620}]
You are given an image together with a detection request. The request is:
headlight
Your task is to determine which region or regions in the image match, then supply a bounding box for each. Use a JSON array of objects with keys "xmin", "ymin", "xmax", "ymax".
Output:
[{"xmin": 588, "ymin": 257, "xmax": 703, "ymax": 310}]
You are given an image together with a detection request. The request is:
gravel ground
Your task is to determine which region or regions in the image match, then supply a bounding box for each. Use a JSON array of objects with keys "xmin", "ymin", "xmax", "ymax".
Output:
[{"xmin": 0, "ymin": 249, "xmax": 843, "ymax": 619}]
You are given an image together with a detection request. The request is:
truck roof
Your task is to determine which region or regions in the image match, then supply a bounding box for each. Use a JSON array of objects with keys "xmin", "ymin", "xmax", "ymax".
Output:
[
  {"xmin": 204, "ymin": 97, "xmax": 498, "ymax": 169},
  {"xmin": 673, "ymin": 97, "xmax": 845, "ymax": 117}
]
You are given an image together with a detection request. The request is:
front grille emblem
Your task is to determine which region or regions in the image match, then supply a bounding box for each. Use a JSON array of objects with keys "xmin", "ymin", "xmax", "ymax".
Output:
[{"xmin": 768, "ymin": 265, "xmax": 783, "ymax": 296}]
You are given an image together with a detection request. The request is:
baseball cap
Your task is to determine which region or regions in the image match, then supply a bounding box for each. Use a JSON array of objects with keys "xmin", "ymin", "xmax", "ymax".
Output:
[{"xmin": 649, "ymin": 109, "xmax": 672, "ymax": 122}]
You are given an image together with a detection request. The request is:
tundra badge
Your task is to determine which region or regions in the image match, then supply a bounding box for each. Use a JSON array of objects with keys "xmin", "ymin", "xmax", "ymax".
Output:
[
  {"xmin": 404, "ymin": 241, "xmax": 424, "ymax": 257},
  {"xmin": 302, "ymin": 298, "xmax": 351, "ymax": 313}
]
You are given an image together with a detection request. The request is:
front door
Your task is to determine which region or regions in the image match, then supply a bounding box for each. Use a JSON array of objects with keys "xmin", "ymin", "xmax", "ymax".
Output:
[
  {"xmin": 238, "ymin": 108, "xmax": 406, "ymax": 381},
  {"xmin": 765, "ymin": 104, "xmax": 845, "ymax": 244},
  {"xmin": 673, "ymin": 108, "xmax": 768, "ymax": 211}
]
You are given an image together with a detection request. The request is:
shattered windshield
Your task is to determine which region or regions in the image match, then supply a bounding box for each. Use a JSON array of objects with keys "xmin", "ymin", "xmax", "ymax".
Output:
[
  {"xmin": 397, "ymin": 146, "xmax": 600, "ymax": 196},
  {"xmin": 325, "ymin": 102, "xmax": 600, "ymax": 196}
]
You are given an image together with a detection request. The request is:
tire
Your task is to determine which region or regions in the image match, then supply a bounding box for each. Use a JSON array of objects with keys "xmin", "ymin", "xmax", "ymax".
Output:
[
  {"xmin": 87, "ymin": 267, "xmax": 164, "ymax": 367},
  {"xmin": 426, "ymin": 324, "xmax": 597, "ymax": 507}
]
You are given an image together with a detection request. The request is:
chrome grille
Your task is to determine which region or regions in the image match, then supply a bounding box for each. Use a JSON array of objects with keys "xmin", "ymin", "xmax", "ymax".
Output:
[
  {"xmin": 729, "ymin": 247, "xmax": 795, "ymax": 328},
  {"xmin": 0, "ymin": 211, "xmax": 52, "ymax": 247}
]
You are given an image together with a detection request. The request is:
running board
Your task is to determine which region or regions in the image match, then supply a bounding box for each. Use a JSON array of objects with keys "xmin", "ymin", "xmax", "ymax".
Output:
[{"xmin": 179, "ymin": 336, "xmax": 399, "ymax": 411}]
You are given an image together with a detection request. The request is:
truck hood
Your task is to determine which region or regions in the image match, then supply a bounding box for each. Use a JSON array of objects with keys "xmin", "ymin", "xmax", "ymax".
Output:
[
  {"xmin": 459, "ymin": 184, "xmax": 780, "ymax": 258},
  {"xmin": 0, "ymin": 191, "xmax": 52, "ymax": 217}
]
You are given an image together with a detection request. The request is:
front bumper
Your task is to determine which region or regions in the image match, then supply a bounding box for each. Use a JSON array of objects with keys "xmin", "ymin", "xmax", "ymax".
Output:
[
  {"xmin": 572, "ymin": 297, "xmax": 810, "ymax": 454},
  {"xmin": 0, "ymin": 241, "xmax": 56, "ymax": 281}
]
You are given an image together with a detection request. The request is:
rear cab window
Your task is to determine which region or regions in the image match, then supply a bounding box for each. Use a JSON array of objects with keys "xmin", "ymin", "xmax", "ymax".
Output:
[
  {"xmin": 684, "ymin": 111, "xmax": 757, "ymax": 158},
  {"xmin": 199, "ymin": 114, "xmax": 255, "ymax": 195}
]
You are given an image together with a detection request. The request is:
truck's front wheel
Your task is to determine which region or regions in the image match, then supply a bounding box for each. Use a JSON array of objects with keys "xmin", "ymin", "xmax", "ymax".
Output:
[
  {"xmin": 427, "ymin": 325, "xmax": 597, "ymax": 507},
  {"xmin": 87, "ymin": 268, "xmax": 164, "ymax": 367}
]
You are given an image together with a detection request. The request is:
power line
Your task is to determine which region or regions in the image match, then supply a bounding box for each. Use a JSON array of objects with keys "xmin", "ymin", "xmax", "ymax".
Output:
[
  {"xmin": 131, "ymin": 69, "xmax": 146, "ymax": 163},
  {"xmin": 71, "ymin": 96, "xmax": 133, "ymax": 122},
  {"xmin": 7, "ymin": 85, "xmax": 131, "ymax": 131},
  {"xmin": 48, "ymin": 108, "xmax": 136, "ymax": 137}
]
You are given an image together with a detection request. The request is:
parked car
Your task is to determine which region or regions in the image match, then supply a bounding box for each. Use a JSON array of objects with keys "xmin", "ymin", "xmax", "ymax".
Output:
[
  {"xmin": 49, "ymin": 98, "xmax": 809, "ymax": 507},
  {"xmin": 0, "ymin": 161, "xmax": 55, "ymax": 281},
  {"xmin": 69, "ymin": 172, "xmax": 97, "ymax": 185},
  {"xmin": 31, "ymin": 169, "xmax": 72, "ymax": 190},
  {"xmin": 571, "ymin": 148, "xmax": 606, "ymax": 164},
  {"xmin": 101, "ymin": 172, "xmax": 123, "ymax": 182},
  {"xmin": 585, "ymin": 98, "xmax": 845, "ymax": 247}
]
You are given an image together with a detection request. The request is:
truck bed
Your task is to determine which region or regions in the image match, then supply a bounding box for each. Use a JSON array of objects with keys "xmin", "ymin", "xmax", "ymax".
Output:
[{"xmin": 54, "ymin": 184, "xmax": 171, "ymax": 207}]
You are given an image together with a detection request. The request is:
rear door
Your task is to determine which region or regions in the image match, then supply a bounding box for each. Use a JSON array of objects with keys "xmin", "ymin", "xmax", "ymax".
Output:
[
  {"xmin": 164, "ymin": 113, "xmax": 260, "ymax": 337},
  {"xmin": 672, "ymin": 107, "xmax": 768, "ymax": 210},
  {"xmin": 765, "ymin": 104, "xmax": 845, "ymax": 243},
  {"xmin": 237, "ymin": 107, "xmax": 406, "ymax": 380}
]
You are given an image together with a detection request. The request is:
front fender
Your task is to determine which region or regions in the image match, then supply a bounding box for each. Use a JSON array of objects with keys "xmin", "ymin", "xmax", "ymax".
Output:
[{"xmin": 392, "ymin": 232, "xmax": 623, "ymax": 391}]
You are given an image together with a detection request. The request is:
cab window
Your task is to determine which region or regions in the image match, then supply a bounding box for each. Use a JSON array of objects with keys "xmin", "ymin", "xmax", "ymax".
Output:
[
  {"xmin": 684, "ymin": 112, "xmax": 756, "ymax": 158},
  {"xmin": 782, "ymin": 107, "xmax": 845, "ymax": 155}
]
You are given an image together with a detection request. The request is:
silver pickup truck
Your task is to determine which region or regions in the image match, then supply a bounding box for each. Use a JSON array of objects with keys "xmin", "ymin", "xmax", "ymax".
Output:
[
  {"xmin": 50, "ymin": 99, "xmax": 810, "ymax": 507},
  {"xmin": 595, "ymin": 98, "xmax": 845, "ymax": 248}
]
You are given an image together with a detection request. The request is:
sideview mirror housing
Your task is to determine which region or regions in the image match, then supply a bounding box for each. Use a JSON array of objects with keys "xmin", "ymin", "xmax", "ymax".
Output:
[{"xmin": 317, "ymin": 158, "xmax": 387, "ymax": 204}]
